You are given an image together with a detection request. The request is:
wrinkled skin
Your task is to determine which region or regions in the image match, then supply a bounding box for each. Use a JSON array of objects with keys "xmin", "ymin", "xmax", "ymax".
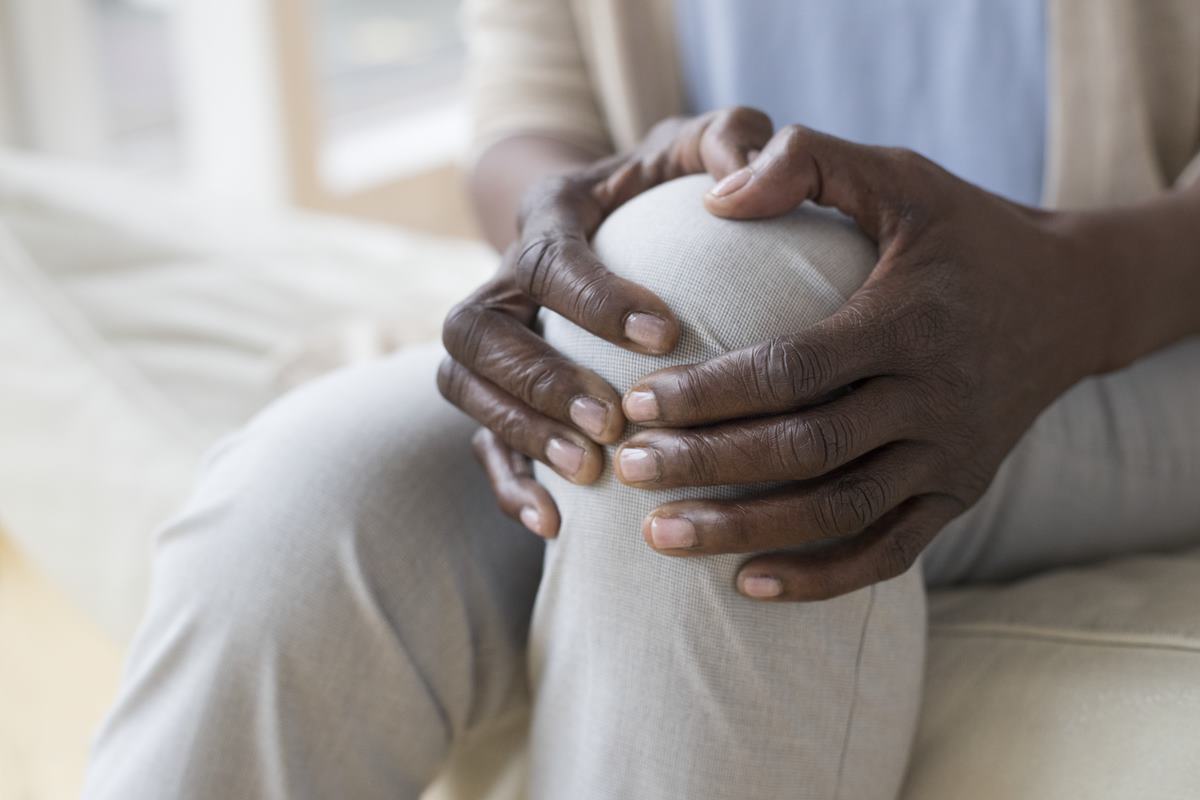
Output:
[
  {"xmin": 439, "ymin": 109, "xmax": 773, "ymax": 536},
  {"xmin": 442, "ymin": 107, "xmax": 1200, "ymax": 601}
]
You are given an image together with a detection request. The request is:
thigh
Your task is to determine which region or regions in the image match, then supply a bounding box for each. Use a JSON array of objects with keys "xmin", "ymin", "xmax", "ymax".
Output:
[
  {"xmin": 528, "ymin": 176, "xmax": 926, "ymax": 800},
  {"xmin": 925, "ymin": 336, "xmax": 1200, "ymax": 586},
  {"xmin": 84, "ymin": 344, "xmax": 544, "ymax": 800}
]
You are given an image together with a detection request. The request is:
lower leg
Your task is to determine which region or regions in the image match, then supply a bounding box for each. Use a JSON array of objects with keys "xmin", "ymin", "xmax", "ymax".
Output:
[{"xmin": 528, "ymin": 176, "xmax": 926, "ymax": 800}]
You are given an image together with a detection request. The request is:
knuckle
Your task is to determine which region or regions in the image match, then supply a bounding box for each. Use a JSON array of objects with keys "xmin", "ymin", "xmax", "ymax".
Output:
[
  {"xmin": 516, "ymin": 175, "xmax": 573, "ymax": 228},
  {"xmin": 876, "ymin": 528, "xmax": 923, "ymax": 583},
  {"xmin": 669, "ymin": 366, "xmax": 712, "ymax": 416},
  {"xmin": 436, "ymin": 358, "xmax": 464, "ymax": 404},
  {"xmin": 802, "ymin": 413, "xmax": 856, "ymax": 473},
  {"xmin": 719, "ymin": 105, "xmax": 771, "ymax": 133},
  {"xmin": 880, "ymin": 147, "xmax": 939, "ymax": 223},
  {"xmin": 820, "ymin": 474, "xmax": 890, "ymax": 536},
  {"xmin": 561, "ymin": 265, "xmax": 618, "ymax": 327},
  {"xmin": 780, "ymin": 123, "xmax": 807, "ymax": 143},
  {"xmin": 752, "ymin": 336, "xmax": 832, "ymax": 404},
  {"xmin": 884, "ymin": 147, "xmax": 940, "ymax": 190},
  {"xmin": 491, "ymin": 403, "xmax": 532, "ymax": 452},
  {"xmin": 779, "ymin": 124, "xmax": 817, "ymax": 156},
  {"xmin": 470, "ymin": 428, "xmax": 493, "ymax": 460},
  {"xmin": 514, "ymin": 236, "xmax": 560, "ymax": 300},
  {"xmin": 441, "ymin": 300, "xmax": 486, "ymax": 361},
  {"xmin": 674, "ymin": 433, "xmax": 723, "ymax": 484},
  {"xmin": 723, "ymin": 501, "xmax": 760, "ymax": 551},
  {"xmin": 652, "ymin": 115, "xmax": 688, "ymax": 136},
  {"xmin": 513, "ymin": 356, "xmax": 564, "ymax": 411}
]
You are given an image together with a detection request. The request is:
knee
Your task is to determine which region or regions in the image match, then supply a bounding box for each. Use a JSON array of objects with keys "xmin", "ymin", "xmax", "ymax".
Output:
[{"xmin": 549, "ymin": 174, "xmax": 877, "ymax": 372}]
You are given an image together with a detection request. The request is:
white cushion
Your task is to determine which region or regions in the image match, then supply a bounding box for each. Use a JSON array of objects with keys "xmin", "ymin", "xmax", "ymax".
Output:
[
  {"xmin": 0, "ymin": 152, "xmax": 490, "ymax": 639},
  {"xmin": 906, "ymin": 549, "xmax": 1200, "ymax": 799}
]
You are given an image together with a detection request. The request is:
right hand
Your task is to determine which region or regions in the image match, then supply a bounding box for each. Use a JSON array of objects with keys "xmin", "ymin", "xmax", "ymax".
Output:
[{"xmin": 439, "ymin": 107, "xmax": 774, "ymax": 538}]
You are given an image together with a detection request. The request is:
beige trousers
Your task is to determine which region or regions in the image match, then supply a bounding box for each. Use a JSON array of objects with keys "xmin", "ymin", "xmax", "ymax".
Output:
[{"xmin": 83, "ymin": 177, "xmax": 1200, "ymax": 799}]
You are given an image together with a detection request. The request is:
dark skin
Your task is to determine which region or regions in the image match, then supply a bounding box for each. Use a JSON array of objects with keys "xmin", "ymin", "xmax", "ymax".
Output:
[{"xmin": 441, "ymin": 108, "xmax": 1200, "ymax": 601}]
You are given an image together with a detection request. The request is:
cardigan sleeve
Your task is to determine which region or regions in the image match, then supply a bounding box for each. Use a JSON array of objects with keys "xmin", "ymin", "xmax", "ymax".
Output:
[{"xmin": 462, "ymin": 0, "xmax": 614, "ymax": 162}]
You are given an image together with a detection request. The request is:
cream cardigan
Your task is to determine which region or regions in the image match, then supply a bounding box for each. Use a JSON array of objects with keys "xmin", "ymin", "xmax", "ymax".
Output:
[{"xmin": 464, "ymin": 0, "xmax": 1200, "ymax": 209}]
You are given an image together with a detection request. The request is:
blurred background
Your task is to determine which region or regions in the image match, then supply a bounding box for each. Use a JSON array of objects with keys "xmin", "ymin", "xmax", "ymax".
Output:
[
  {"xmin": 1, "ymin": 1, "xmax": 491, "ymax": 797},
  {"xmin": 0, "ymin": 0, "xmax": 476, "ymax": 235}
]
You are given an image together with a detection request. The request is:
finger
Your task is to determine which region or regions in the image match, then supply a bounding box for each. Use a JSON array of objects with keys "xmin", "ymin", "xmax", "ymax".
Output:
[
  {"xmin": 704, "ymin": 124, "xmax": 916, "ymax": 240},
  {"xmin": 697, "ymin": 106, "xmax": 774, "ymax": 179},
  {"xmin": 438, "ymin": 357, "xmax": 603, "ymax": 484},
  {"xmin": 641, "ymin": 443, "xmax": 934, "ymax": 556},
  {"xmin": 735, "ymin": 494, "xmax": 963, "ymax": 602},
  {"xmin": 597, "ymin": 107, "xmax": 774, "ymax": 209},
  {"xmin": 472, "ymin": 429, "xmax": 561, "ymax": 538},
  {"xmin": 616, "ymin": 378, "xmax": 921, "ymax": 487},
  {"xmin": 443, "ymin": 297, "xmax": 624, "ymax": 443},
  {"xmin": 516, "ymin": 189, "xmax": 680, "ymax": 355},
  {"xmin": 624, "ymin": 297, "xmax": 891, "ymax": 426}
]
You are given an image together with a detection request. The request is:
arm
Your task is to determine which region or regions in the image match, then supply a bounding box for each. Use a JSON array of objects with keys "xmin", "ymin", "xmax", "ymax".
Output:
[
  {"xmin": 469, "ymin": 135, "xmax": 599, "ymax": 251},
  {"xmin": 461, "ymin": 0, "xmax": 611, "ymax": 250},
  {"xmin": 1058, "ymin": 180, "xmax": 1200, "ymax": 374}
]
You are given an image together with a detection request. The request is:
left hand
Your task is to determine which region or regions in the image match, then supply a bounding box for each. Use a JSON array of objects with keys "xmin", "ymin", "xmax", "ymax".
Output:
[{"xmin": 614, "ymin": 124, "xmax": 1119, "ymax": 602}]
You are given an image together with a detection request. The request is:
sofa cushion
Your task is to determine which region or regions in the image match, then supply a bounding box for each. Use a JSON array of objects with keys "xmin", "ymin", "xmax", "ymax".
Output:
[{"xmin": 905, "ymin": 549, "xmax": 1200, "ymax": 799}]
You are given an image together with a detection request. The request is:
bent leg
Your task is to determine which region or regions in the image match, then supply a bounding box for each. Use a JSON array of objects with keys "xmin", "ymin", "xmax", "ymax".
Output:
[
  {"xmin": 529, "ymin": 176, "xmax": 926, "ymax": 800},
  {"xmin": 83, "ymin": 344, "xmax": 543, "ymax": 799}
]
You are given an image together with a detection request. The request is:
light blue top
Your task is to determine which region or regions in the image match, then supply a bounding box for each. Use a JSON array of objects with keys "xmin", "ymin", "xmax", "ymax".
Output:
[{"xmin": 675, "ymin": 0, "xmax": 1047, "ymax": 206}]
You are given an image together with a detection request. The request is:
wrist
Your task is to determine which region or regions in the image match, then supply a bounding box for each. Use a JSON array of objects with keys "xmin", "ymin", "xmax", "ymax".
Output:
[{"xmin": 1048, "ymin": 191, "xmax": 1200, "ymax": 375}]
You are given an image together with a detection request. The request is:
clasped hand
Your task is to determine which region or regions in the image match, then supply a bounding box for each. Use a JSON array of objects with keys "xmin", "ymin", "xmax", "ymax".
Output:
[{"xmin": 441, "ymin": 107, "xmax": 1113, "ymax": 601}]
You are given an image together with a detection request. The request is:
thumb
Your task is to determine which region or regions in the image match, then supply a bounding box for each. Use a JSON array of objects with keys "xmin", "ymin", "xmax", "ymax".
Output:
[
  {"xmin": 596, "ymin": 107, "xmax": 774, "ymax": 211},
  {"xmin": 703, "ymin": 125, "xmax": 906, "ymax": 241}
]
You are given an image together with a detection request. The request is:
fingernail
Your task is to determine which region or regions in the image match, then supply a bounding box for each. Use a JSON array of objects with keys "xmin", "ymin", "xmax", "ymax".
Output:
[
  {"xmin": 546, "ymin": 438, "xmax": 585, "ymax": 477},
  {"xmin": 740, "ymin": 574, "xmax": 783, "ymax": 599},
  {"xmin": 710, "ymin": 167, "xmax": 752, "ymax": 197},
  {"xmin": 617, "ymin": 447, "xmax": 659, "ymax": 483},
  {"xmin": 650, "ymin": 516, "xmax": 696, "ymax": 549},
  {"xmin": 519, "ymin": 506, "xmax": 542, "ymax": 535},
  {"xmin": 624, "ymin": 390, "xmax": 659, "ymax": 423},
  {"xmin": 569, "ymin": 396, "xmax": 609, "ymax": 438},
  {"xmin": 624, "ymin": 312, "xmax": 672, "ymax": 352}
]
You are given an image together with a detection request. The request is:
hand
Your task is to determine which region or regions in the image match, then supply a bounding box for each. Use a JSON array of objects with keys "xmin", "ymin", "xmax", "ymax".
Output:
[
  {"xmin": 614, "ymin": 124, "xmax": 1119, "ymax": 600},
  {"xmin": 440, "ymin": 108, "xmax": 774, "ymax": 537}
]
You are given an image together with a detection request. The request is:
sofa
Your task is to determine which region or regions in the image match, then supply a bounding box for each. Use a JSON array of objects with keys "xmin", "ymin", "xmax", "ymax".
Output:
[{"xmin": 1, "ymin": 152, "xmax": 1197, "ymax": 799}]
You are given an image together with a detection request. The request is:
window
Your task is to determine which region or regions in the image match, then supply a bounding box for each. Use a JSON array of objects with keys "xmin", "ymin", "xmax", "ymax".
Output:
[
  {"xmin": 1, "ymin": 0, "xmax": 471, "ymax": 220},
  {"xmin": 92, "ymin": 0, "xmax": 181, "ymax": 170},
  {"xmin": 309, "ymin": 0, "xmax": 468, "ymax": 192},
  {"xmin": 311, "ymin": 0, "xmax": 463, "ymax": 132}
]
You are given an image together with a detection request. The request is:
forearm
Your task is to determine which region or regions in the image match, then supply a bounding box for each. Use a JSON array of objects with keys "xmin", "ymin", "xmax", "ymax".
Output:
[
  {"xmin": 1065, "ymin": 181, "xmax": 1200, "ymax": 373},
  {"xmin": 469, "ymin": 135, "xmax": 605, "ymax": 251}
]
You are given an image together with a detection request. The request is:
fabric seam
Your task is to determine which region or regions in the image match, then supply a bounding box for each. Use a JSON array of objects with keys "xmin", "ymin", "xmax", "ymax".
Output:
[
  {"xmin": 929, "ymin": 623, "xmax": 1200, "ymax": 654},
  {"xmin": 833, "ymin": 585, "xmax": 876, "ymax": 800}
]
